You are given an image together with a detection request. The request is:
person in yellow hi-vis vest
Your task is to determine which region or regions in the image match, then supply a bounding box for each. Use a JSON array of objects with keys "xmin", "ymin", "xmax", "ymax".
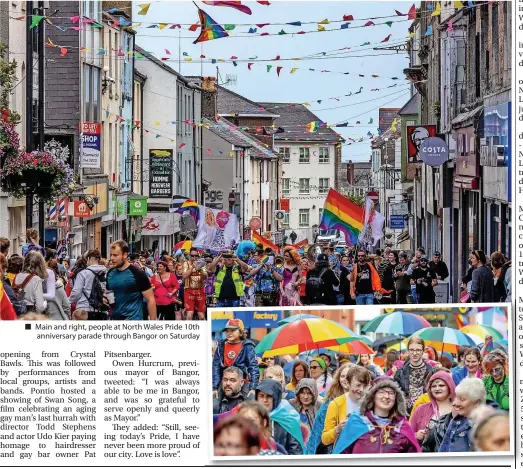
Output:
[{"xmin": 208, "ymin": 250, "xmax": 250, "ymax": 307}]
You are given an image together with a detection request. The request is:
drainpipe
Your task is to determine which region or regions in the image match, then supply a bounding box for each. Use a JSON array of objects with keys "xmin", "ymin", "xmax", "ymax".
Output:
[{"xmin": 192, "ymin": 85, "xmax": 197, "ymax": 201}]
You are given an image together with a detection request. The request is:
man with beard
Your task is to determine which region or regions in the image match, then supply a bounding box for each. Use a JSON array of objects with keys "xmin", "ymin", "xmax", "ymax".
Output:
[
  {"xmin": 213, "ymin": 367, "xmax": 248, "ymax": 414},
  {"xmin": 349, "ymin": 250, "xmax": 381, "ymax": 305},
  {"xmin": 411, "ymin": 255, "xmax": 438, "ymax": 304},
  {"xmin": 322, "ymin": 366, "xmax": 372, "ymax": 447},
  {"xmin": 394, "ymin": 252, "xmax": 413, "ymax": 304}
]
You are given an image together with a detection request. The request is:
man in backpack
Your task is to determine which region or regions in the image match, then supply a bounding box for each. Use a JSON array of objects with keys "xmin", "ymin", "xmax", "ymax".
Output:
[
  {"xmin": 249, "ymin": 250, "xmax": 283, "ymax": 307},
  {"xmin": 349, "ymin": 249, "xmax": 381, "ymax": 305},
  {"xmin": 69, "ymin": 249, "xmax": 108, "ymax": 320},
  {"xmin": 306, "ymin": 253, "xmax": 339, "ymax": 305}
]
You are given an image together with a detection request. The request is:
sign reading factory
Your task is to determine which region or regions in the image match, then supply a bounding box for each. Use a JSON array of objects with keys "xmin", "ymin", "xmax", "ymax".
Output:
[{"xmin": 149, "ymin": 149, "xmax": 173, "ymax": 198}]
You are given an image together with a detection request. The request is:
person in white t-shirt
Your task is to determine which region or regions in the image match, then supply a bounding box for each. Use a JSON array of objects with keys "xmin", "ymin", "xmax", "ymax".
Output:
[{"xmin": 321, "ymin": 366, "xmax": 372, "ymax": 447}]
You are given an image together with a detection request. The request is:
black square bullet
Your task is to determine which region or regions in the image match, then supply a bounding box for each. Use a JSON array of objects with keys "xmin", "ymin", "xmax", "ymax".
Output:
[{"xmin": 25, "ymin": 324, "xmax": 31, "ymax": 330}]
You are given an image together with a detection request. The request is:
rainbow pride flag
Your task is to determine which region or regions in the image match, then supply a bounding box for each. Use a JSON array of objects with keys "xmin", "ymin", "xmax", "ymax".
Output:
[
  {"xmin": 320, "ymin": 189, "xmax": 365, "ymax": 245},
  {"xmin": 252, "ymin": 231, "xmax": 280, "ymax": 253},
  {"xmin": 193, "ymin": 7, "xmax": 230, "ymax": 44}
]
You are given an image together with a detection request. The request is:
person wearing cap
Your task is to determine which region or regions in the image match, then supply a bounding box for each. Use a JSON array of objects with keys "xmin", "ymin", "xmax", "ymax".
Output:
[
  {"xmin": 349, "ymin": 249, "xmax": 381, "ymax": 305},
  {"xmin": 212, "ymin": 318, "xmax": 259, "ymax": 398},
  {"xmin": 411, "ymin": 256, "xmax": 438, "ymax": 304},
  {"xmin": 429, "ymin": 251, "xmax": 449, "ymax": 281},
  {"xmin": 208, "ymin": 251, "xmax": 250, "ymax": 307}
]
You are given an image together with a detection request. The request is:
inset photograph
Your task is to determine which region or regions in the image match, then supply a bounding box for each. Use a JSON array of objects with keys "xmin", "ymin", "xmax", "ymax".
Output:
[{"xmin": 210, "ymin": 306, "xmax": 511, "ymax": 459}]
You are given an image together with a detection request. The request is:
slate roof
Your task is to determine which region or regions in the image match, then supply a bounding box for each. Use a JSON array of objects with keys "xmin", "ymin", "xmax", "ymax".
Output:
[
  {"xmin": 398, "ymin": 93, "xmax": 420, "ymax": 116},
  {"xmin": 216, "ymin": 86, "xmax": 279, "ymax": 117},
  {"xmin": 257, "ymin": 102, "xmax": 345, "ymax": 143},
  {"xmin": 202, "ymin": 117, "xmax": 277, "ymax": 159}
]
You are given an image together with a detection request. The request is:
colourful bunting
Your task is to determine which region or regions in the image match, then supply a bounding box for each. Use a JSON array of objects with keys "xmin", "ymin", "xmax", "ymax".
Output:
[
  {"xmin": 267, "ymin": 65, "xmax": 272, "ymax": 72},
  {"xmin": 30, "ymin": 15, "xmax": 45, "ymax": 29},
  {"xmin": 455, "ymin": 1, "xmax": 464, "ymax": 7},
  {"xmin": 318, "ymin": 18, "xmax": 330, "ymax": 25},
  {"xmin": 381, "ymin": 34, "xmax": 391, "ymax": 42},
  {"xmin": 368, "ymin": 118, "xmax": 374, "ymax": 124},
  {"xmin": 425, "ymin": 24, "xmax": 433, "ymax": 35},
  {"xmin": 277, "ymin": 66, "xmax": 282, "ymax": 76},
  {"xmin": 193, "ymin": 8, "xmax": 229, "ymax": 44},
  {"xmin": 189, "ymin": 24, "xmax": 200, "ymax": 31},
  {"xmin": 137, "ymin": 3, "xmax": 151, "ymax": 15},
  {"xmin": 343, "ymin": 14, "xmax": 354, "ymax": 21},
  {"xmin": 341, "ymin": 23, "xmax": 350, "ymax": 29},
  {"xmin": 257, "ymin": 23, "xmax": 270, "ymax": 28},
  {"xmin": 165, "ymin": 49, "xmax": 171, "ymax": 55},
  {"xmin": 385, "ymin": 21, "xmax": 393, "ymax": 27},
  {"xmin": 432, "ymin": 2, "xmax": 441, "ymax": 16},
  {"xmin": 287, "ymin": 21, "xmax": 301, "ymax": 26},
  {"xmin": 318, "ymin": 25, "xmax": 326, "ymax": 32},
  {"xmin": 257, "ymin": 0, "xmax": 270, "ymax": 4},
  {"xmin": 363, "ymin": 21, "xmax": 375, "ymax": 26},
  {"xmin": 179, "ymin": 143, "xmax": 186, "ymax": 149},
  {"xmin": 158, "ymin": 23, "xmax": 168, "ymax": 30},
  {"xmin": 278, "ymin": 29, "xmax": 287, "ymax": 35},
  {"xmin": 202, "ymin": 1, "xmax": 252, "ymax": 15},
  {"xmin": 395, "ymin": 9, "xmax": 406, "ymax": 16},
  {"xmin": 408, "ymin": 4, "xmax": 417, "ymax": 19},
  {"xmin": 248, "ymin": 28, "xmax": 257, "ymax": 33},
  {"xmin": 290, "ymin": 68, "xmax": 298, "ymax": 74},
  {"xmin": 448, "ymin": 21, "xmax": 453, "ymax": 31},
  {"xmin": 248, "ymin": 63, "xmax": 254, "ymax": 70}
]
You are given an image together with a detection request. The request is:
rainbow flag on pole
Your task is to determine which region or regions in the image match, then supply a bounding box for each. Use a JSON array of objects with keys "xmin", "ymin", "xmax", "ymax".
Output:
[
  {"xmin": 193, "ymin": 7, "xmax": 230, "ymax": 44},
  {"xmin": 320, "ymin": 189, "xmax": 365, "ymax": 245},
  {"xmin": 252, "ymin": 231, "xmax": 280, "ymax": 253}
]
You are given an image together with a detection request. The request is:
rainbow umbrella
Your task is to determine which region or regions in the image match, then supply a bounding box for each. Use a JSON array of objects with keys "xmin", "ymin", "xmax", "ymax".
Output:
[
  {"xmin": 362, "ymin": 311, "xmax": 431, "ymax": 336},
  {"xmin": 326, "ymin": 340, "xmax": 374, "ymax": 355},
  {"xmin": 173, "ymin": 240, "xmax": 192, "ymax": 252},
  {"xmin": 278, "ymin": 313, "xmax": 318, "ymax": 326},
  {"xmin": 459, "ymin": 324, "xmax": 504, "ymax": 345},
  {"xmin": 255, "ymin": 318, "xmax": 359, "ymax": 358},
  {"xmin": 409, "ymin": 327, "xmax": 476, "ymax": 353},
  {"xmin": 357, "ymin": 335, "xmax": 373, "ymax": 347}
]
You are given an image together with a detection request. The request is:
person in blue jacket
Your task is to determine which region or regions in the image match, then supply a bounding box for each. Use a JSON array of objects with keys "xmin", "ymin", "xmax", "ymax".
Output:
[{"xmin": 212, "ymin": 318, "xmax": 259, "ymax": 398}]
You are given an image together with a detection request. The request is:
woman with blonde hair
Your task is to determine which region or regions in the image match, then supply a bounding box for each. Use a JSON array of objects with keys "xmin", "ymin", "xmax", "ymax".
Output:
[
  {"xmin": 264, "ymin": 365, "xmax": 295, "ymax": 400},
  {"xmin": 13, "ymin": 251, "xmax": 48, "ymax": 314}
]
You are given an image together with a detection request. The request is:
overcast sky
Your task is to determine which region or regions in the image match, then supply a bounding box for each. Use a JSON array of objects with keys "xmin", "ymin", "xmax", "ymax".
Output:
[{"xmin": 134, "ymin": 1, "xmax": 413, "ymax": 162}]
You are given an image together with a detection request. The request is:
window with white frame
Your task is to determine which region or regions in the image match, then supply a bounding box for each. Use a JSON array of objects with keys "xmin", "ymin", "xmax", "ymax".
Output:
[
  {"xmin": 282, "ymin": 212, "xmax": 290, "ymax": 227},
  {"xmin": 299, "ymin": 147, "xmax": 310, "ymax": 163},
  {"xmin": 279, "ymin": 147, "xmax": 290, "ymax": 163},
  {"xmin": 299, "ymin": 178, "xmax": 310, "ymax": 194},
  {"xmin": 282, "ymin": 178, "xmax": 290, "ymax": 195},
  {"xmin": 299, "ymin": 209, "xmax": 310, "ymax": 227},
  {"xmin": 319, "ymin": 178, "xmax": 329, "ymax": 194},
  {"xmin": 319, "ymin": 147, "xmax": 330, "ymax": 163}
]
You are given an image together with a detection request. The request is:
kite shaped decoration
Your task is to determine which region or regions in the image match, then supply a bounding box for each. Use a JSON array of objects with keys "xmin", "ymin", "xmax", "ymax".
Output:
[
  {"xmin": 193, "ymin": 6, "xmax": 230, "ymax": 44},
  {"xmin": 202, "ymin": 1, "xmax": 252, "ymax": 15}
]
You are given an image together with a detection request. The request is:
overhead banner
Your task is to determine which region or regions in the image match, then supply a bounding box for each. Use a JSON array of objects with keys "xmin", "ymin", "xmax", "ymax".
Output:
[
  {"xmin": 193, "ymin": 206, "xmax": 240, "ymax": 250},
  {"xmin": 80, "ymin": 122, "xmax": 101, "ymax": 169},
  {"xmin": 149, "ymin": 149, "xmax": 173, "ymax": 198}
]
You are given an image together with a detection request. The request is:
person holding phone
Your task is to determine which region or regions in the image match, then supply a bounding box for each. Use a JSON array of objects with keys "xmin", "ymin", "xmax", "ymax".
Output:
[{"xmin": 208, "ymin": 250, "xmax": 250, "ymax": 307}]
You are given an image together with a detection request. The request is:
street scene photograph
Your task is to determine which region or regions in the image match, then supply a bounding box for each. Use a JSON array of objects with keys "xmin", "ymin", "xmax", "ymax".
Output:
[
  {"xmin": 0, "ymin": 0, "xmax": 512, "ymax": 321},
  {"xmin": 210, "ymin": 305, "xmax": 511, "ymax": 458}
]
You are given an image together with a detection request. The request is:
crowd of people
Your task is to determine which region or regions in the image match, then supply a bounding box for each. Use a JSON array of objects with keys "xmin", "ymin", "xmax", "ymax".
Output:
[
  {"xmin": 212, "ymin": 319, "xmax": 510, "ymax": 457},
  {"xmin": 0, "ymin": 233, "xmax": 512, "ymax": 321}
]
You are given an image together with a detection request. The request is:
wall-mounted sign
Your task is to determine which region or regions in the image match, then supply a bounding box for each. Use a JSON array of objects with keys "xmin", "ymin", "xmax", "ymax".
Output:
[
  {"xmin": 390, "ymin": 215, "xmax": 405, "ymax": 229},
  {"xmin": 129, "ymin": 197, "xmax": 148, "ymax": 216},
  {"xmin": 149, "ymin": 149, "xmax": 173, "ymax": 198},
  {"xmin": 420, "ymin": 137, "xmax": 449, "ymax": 166},
  {"xmin": 80, "ymin": 122, "xmax": 101, "ymax": 169},
  {"xmin": 280, "ymin": 198, "xmax": 290, "ymax": 211},
  {"xmin": 73, "ymin": 200, "xmax": 91, "ymax": 218},
  {"xmin": 204, "ymin": 189, "xmax": 224, "ymax": 209},
  {"xmin": 407, "ymin": 125, "xmax": 437, "ymax": 163}
]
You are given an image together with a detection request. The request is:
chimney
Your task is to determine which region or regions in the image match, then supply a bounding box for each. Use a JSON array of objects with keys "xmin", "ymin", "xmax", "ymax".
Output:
[
  {"xmin": 346, "ymin": 160, "xmax": 354, "ymax": 185},
  {"xmin": 201, "ymin": 77, "xmax": 217, "ymax": 120}
]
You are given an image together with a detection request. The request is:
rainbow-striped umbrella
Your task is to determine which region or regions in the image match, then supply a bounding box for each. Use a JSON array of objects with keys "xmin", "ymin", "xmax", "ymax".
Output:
[
  {"xmin": 326, "ymin": 340, "xmax": 374, "ymax": 355},
  {"xmin": 173, "ymin": 240, "xmax": 192, "ymax": 252},
  {"xmin": 409, "ymin": 327, "xmax": 476, "ymax": 353},
  {"xmin": 255, "ymin": 318, "xmax": 359, "ymax": 358},
  {"xmin": 362, "ymin": 312, "xmax": 431, "ymax": 336},
  {"xmin": 278, "ymin": 313, "xmax": 318, "ymax": 326},
  {"xmin": 459, "ymin": 324, "xmax": 504, "ymax": 345}
]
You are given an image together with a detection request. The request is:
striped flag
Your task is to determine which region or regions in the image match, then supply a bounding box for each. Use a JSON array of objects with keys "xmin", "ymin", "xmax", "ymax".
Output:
[
  {"xmin": 169, "ymin": 195, "xmax": 199, "ymax": 224},
  {"xmin": 252, "ymin": 231, "xmax": 280, "ymax": 253}
]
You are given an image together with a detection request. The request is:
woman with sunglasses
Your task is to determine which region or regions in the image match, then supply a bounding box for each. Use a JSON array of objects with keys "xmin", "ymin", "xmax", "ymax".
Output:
[{"xmin": 309, "ymin": 357, "xmax": 333, "ymax": 396}]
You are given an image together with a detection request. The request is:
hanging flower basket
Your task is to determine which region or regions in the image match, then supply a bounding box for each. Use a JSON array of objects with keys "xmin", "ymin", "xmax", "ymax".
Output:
[
  {"xmin": 1, "ymin": 150, "xmax": 77, "ymax": 201},
  {"xmin": 0, "ymin": 118, "xmax": 20, "ymax": 162}
]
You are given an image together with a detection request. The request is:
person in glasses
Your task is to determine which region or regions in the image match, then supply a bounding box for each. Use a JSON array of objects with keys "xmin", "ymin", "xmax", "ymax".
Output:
[
  {"xmin": 309, "ymin": 357, "xmax": 333, "ymax": 396},
  {"xmin": 393, "ymin": 337, "xmax": 434, "ymax": 414},
  {"xmin": 182, "ymin": 247, "xmax": 208, "ymax": 320},
  {"xmin": 332, "ymin": 380, "xmax": 420, "ymax": 454},
  {"xmin": 411, "ymin": 255, "xmax": 438, "ymax": 304}
]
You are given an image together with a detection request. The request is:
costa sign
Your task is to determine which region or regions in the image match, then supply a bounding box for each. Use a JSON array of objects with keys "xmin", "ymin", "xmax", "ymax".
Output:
[{"xmin": 419, "ymin": 137, "xmax": 449, "ymax": 166}]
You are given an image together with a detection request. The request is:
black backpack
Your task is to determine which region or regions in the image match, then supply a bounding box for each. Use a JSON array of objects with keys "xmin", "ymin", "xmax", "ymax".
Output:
[
  {"xmin": 83, "ymin": 268, "xmax": 108, "ymax": 312},
  {"xmin": 10, "ymin": 275, "xmax": 33, "ymax": 315},
  {"xmin": 306, "ymin": 268, "xmax": 327, "ymax": 297}
]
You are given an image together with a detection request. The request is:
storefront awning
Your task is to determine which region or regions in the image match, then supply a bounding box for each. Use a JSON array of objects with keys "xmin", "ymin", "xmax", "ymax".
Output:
[
  {"xmin": 211, "ymin": 310, "xmax": 283, "ymax": 332},
  {"xmin": 451, "ymin": 106, "xmax": 483, "ymax": 128},
  {"xmin": 453, "ymin": 176, "xmax": 479, "ymax": 190},
  {"xmin": 396, "ymin": 229, "xmax": 410, "ymax": 244}
]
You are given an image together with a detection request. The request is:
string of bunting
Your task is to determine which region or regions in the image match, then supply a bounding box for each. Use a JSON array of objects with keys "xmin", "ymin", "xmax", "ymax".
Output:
[{"xmin": 13, "ymin": 2, "xmax": 481, "ymax": 35}]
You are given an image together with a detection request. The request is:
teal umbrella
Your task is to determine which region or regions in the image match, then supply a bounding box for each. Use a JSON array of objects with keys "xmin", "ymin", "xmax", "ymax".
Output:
[{"xmin": 278, "ymin": 313, "xmax": 317, "ymax": 326}]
